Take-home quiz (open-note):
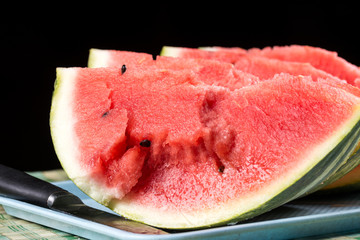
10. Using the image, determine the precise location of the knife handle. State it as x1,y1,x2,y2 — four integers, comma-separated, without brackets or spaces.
0,164,69,208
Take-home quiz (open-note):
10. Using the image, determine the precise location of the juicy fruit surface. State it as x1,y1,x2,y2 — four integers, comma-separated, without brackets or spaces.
51,45,360,229
117,74,360,211
160,45,360,193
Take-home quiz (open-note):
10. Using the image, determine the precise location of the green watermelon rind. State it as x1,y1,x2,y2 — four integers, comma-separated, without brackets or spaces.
316,152,360,194
319,151,360,189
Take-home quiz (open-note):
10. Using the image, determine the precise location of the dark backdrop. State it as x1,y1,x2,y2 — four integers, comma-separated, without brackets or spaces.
2,3,359,171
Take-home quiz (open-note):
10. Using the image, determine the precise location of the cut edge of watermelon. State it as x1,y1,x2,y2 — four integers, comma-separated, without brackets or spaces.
107,104,360,229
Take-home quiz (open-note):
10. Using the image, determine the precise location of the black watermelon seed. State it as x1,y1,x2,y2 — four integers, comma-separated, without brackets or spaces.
218,165,225,173
102,111,109,117
121,64,127,75
140,139,151,147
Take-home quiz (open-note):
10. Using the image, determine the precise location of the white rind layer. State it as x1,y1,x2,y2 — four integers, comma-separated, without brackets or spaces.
50,68,83,178
88,49,111,68
160,46,184,57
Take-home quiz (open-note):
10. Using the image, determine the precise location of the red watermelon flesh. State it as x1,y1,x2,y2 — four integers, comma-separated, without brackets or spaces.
248,45,360,87
156,56,259,90
74,67,205,200
234,55,336,80
233,55,360,98
161,45,360,88
51,62,360,228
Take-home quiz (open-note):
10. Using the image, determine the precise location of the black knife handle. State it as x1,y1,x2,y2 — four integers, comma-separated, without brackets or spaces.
0,164,69,208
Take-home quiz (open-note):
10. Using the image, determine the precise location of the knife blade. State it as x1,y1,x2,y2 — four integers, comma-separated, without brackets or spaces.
0,164,168,235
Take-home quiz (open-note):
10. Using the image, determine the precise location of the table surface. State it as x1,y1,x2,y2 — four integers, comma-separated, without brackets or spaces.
0,170,359,240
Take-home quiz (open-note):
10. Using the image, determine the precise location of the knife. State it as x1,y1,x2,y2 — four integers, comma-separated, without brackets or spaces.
0,164,168,235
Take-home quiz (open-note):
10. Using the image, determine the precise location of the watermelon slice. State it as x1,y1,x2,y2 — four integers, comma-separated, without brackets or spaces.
51,53,360,229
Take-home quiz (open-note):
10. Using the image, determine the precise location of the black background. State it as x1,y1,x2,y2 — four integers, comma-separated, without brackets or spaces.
2,2,360,171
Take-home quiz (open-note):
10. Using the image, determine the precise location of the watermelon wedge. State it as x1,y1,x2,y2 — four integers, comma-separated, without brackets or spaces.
51,52,360,229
